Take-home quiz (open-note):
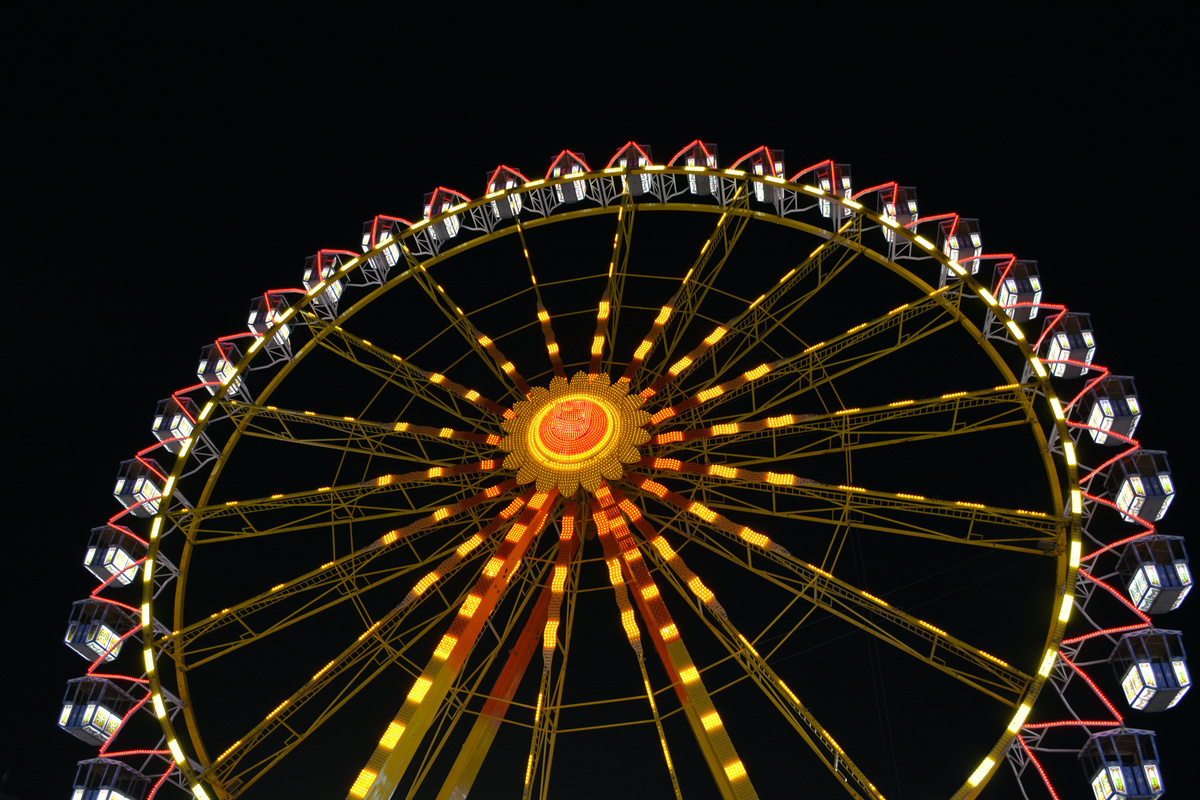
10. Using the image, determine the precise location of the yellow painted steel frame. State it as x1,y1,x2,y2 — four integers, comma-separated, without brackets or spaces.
137,163,1078,800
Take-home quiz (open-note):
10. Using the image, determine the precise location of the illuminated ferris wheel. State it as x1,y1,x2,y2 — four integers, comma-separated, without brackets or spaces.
62,141,1189,800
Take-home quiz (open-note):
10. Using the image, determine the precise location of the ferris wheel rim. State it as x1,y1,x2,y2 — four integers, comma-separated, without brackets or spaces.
139,162,1081,800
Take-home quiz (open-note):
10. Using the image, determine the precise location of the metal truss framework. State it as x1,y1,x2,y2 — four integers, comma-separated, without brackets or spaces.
66,151,1129,800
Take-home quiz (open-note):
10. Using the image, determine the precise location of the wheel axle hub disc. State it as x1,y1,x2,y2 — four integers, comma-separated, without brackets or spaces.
501,372,650,494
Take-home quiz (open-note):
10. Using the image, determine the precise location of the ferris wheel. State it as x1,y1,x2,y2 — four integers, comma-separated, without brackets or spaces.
61,141,1189,800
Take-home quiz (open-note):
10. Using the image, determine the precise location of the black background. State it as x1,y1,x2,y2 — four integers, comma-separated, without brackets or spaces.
5,4,1195,798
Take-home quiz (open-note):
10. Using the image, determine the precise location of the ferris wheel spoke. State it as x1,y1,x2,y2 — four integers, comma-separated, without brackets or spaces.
628,470,1062,555
166,496,527,671
303,314,508,425
615,499,884,799
222,402,501,465
596,190,636,375
648,224,864,409
593,487,759,800
163,530,468,669
660,288,963,430
347,490,559,800
649,383,1040,464
432,515,577,800
593,498,685,800
175,469,511,544
200,579,473,796
643,499,1034,706
405,250,532,401
642,186,752,384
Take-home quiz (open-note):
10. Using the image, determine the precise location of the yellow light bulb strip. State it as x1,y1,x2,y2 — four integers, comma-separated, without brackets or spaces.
419,368,510,418
386,422,504,448
647,362,775,427
542,503,580,669
642,324,730,399
610,487,727,619
536,302,567,379
346,490,557,800
593,503,644,658
589,297,611,376
593,488,756,798
626,472,788,554
474,329,531,397
364,478,520,555
400,495,529,608
620,303,673,387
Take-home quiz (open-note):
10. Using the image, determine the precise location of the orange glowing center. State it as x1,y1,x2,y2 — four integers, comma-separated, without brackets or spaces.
530,397,615,464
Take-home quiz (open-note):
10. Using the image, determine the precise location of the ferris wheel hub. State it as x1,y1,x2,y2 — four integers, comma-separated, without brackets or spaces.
500,372,650,495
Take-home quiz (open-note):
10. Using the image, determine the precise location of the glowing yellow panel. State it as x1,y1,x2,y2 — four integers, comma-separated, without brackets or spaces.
433,635,456,660
349,769,376,797
743,364,771,380
688,502,717,523
679,666,699,684
688,578,714,604
709,464,737,479
380,721,405,750
1059,595,1073,622
1007,703,1031,733
967,757,994,787
704,326,728,345
696,386,724,402
407,676,433,704
740,528,768,548
668,356,692,375
701,711,722,730
660,623,679,641
724,760,747,781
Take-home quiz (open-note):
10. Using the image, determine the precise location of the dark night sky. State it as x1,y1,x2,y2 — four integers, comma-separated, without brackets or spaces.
6,5,1196,799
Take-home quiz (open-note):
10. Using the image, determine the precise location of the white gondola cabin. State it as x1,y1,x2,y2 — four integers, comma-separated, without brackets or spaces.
607,143,654,196
64,599,138,663
939,217,982,271
70,758,149,800
303,250,354,313
150,395,199,454
880,186,918,242
1110,629,1190,712
1041,312,1095,378
1079,730,1165,799
422,187,470,242
360,214,411,280
1082,376,1142,446
547,151,590,204
671,141,719,196
197,341,245,397
814,162,852,218
485,166,528,219
995,260,1043,322
83,524,145,586
732,146,785,204
1106,451,1175,524
59,677,137,746
1119,536,1192,613
112,457,166,517
247,294,292,347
